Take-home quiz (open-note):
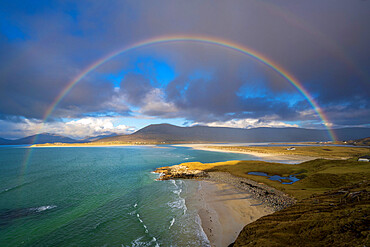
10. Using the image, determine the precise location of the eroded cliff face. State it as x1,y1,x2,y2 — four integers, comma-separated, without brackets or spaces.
154,165,208,180
232,181,370,247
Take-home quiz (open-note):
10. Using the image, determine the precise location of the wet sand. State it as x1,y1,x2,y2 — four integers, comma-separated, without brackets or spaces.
189,180,274,247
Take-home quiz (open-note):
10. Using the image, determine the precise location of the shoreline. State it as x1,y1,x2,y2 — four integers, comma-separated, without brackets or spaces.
177,144,319,163
169,171,296,246
186,179,274,247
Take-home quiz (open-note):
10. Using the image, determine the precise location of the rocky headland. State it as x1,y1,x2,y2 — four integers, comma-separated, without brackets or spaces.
154,165,209,180
153,165,295,211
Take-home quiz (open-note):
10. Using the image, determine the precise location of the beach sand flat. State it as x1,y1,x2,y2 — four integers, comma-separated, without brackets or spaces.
188,180,274,247
178,144,316,163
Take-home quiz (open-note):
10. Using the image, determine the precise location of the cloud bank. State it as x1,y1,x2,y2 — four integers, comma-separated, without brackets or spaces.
0,0,369,138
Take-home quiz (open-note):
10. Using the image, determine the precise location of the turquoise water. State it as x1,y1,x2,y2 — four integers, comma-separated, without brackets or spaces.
0,145,255,246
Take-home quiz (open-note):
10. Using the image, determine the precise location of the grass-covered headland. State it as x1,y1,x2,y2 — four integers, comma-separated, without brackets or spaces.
183,158,369,200
176,152,369,246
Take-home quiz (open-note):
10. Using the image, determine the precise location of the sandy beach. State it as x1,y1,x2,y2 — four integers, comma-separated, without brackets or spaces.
177,143,316,163
187,180,274,247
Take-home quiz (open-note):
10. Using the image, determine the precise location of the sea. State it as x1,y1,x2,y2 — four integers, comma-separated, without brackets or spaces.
0,145,255,246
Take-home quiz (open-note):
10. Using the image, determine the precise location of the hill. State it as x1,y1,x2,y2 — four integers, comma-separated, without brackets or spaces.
0,133,79,145
95,124,370,144
345,136,370,146
80,133,118,142
232,182,369,247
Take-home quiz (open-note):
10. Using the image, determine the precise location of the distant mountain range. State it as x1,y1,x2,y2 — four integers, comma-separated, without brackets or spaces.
80,133,118,142
95,124,370,143
0,133,78,145
0,133,117,145
1,124,369,145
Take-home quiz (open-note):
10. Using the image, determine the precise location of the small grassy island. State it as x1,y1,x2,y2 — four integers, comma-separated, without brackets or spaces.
155,145,370,246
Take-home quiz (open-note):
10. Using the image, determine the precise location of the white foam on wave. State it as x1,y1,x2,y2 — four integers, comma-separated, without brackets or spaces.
168,180,188,215
127,236,159,247
1,187,11,193
169,218,175,229
170,179,178,188
153,172,163,181
30,205,57,213
136,214,143,223
195,213,211,246
167,197,187,214
173,188,182,196
136,213,148,233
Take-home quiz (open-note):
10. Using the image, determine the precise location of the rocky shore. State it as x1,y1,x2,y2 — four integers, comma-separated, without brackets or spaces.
204,172,296,211
154,166,295,211
154,165,208,180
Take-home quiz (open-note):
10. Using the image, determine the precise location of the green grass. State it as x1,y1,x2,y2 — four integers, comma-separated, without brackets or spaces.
183,159,370,199
233,182,370,247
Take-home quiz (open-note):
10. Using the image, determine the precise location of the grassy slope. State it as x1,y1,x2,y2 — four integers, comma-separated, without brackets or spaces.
184,159,370,199
233,182,370,247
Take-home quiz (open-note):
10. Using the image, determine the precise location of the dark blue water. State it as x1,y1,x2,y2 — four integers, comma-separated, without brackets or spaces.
248,172,300,184
0,145,255,246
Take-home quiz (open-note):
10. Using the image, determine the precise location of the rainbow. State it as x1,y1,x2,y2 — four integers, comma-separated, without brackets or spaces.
40,35,337,141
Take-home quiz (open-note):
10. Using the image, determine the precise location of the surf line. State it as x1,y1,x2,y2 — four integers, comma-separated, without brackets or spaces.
26,35,337,163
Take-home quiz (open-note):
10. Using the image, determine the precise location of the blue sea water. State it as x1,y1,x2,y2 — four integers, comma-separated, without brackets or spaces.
0,145,255,246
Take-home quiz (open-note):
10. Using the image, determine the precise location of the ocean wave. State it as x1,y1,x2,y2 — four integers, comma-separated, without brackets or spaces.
173,188,182,196
195,213,211,246
170,179,178,188
30,205,57,213
168,180,188,215
127,236,159,247
153,172,163,181
0,182,31,194
169,218,175,229
167,197,187,215
136,213,148,233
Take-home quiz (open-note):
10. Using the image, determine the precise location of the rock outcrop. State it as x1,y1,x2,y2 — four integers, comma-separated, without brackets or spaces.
154,165,208,180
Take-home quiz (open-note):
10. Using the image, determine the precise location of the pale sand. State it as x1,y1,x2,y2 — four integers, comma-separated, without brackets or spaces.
189,180,274,247
177,144,316,163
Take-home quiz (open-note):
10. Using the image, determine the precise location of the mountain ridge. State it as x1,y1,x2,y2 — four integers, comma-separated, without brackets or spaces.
95,124,370,143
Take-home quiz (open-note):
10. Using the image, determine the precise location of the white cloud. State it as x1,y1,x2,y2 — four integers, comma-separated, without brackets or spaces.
139,88,179,116
0,117,135,139
102,94,130,113
193,118,299,129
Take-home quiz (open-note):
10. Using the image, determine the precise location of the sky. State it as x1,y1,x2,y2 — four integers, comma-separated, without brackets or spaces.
0,0,369,139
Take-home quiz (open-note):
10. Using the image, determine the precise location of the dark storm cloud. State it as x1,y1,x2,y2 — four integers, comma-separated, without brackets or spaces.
119,73,153,106
163,69,300,123
0,0,369,127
